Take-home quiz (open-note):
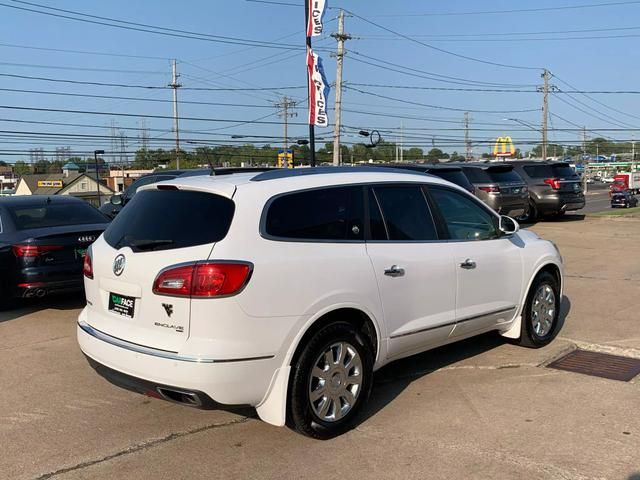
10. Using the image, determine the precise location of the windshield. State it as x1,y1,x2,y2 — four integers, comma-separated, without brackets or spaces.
104,189,235,252
428,170,474,191
8,202,107,230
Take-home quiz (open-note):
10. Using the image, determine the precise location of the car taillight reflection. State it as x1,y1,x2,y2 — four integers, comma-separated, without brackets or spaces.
12,244,63,257
544,178,561,190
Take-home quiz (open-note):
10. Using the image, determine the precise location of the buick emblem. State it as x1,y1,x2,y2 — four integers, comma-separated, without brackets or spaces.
113,254,126,276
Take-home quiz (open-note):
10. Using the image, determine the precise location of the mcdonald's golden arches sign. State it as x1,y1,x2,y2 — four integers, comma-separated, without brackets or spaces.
493,136,515,157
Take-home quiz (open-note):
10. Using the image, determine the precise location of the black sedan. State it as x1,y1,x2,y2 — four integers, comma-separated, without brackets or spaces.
0,196,109,308
611,191,638,208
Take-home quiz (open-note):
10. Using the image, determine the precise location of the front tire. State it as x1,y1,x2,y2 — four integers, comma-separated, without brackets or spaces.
518,272,560,348
288,322,373,439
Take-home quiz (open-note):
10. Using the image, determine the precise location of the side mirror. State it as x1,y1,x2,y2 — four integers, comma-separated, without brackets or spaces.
110,194,122,206
499,215,520,235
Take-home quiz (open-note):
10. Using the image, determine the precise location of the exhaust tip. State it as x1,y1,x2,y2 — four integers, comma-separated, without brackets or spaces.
156,387,203,408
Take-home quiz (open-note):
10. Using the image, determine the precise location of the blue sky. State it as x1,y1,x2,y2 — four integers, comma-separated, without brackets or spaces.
1,0,640,161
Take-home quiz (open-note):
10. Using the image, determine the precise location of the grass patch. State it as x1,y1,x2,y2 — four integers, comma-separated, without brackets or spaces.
588,206,640,217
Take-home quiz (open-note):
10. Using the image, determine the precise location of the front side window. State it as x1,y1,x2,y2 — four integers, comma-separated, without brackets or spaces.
265,186,364,241
429,187,499,241
371,185,437,241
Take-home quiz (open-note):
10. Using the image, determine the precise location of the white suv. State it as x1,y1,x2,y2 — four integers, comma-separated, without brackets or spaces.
78,168,563,438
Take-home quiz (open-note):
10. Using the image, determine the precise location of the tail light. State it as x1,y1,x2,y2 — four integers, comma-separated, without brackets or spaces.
544,178,561,190
522,185,529,193
478,186,500,193
83,251,93,279
153,262,252,298
12,244,63,257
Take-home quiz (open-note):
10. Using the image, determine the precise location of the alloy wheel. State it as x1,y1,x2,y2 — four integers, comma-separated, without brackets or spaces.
308,341,363,422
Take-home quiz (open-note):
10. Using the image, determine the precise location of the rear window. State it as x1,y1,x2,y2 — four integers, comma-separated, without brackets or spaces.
264,186,364,241
461,167,491,183
104,190,234,251
428,169,474,191
523,165,554,178
8,202,107,230
551,164,577,178
486,167,522,183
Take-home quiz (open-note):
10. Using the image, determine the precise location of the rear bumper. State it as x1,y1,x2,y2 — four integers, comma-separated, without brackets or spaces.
14,278,83,298
535,194,585,214
77,311,279,407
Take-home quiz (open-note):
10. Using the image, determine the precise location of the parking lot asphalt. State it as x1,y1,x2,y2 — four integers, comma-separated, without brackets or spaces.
1,215,639,480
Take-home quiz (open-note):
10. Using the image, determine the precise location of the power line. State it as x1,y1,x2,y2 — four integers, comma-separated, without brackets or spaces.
0,0,304,50
361,24,640,38
369,1,640,17
0,87,280,108
0,61,167,74
349,51,537,87
552,73,640,121
343,86,540,113
0,104,313,125
0,41,171,60
344,8,541,70
0,73,306,91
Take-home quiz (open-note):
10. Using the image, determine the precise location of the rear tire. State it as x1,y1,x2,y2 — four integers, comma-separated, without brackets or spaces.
518,272,560,348
287,321,373,439
519,201,538,223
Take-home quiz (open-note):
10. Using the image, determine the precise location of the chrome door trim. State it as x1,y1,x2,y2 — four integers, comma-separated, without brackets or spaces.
389,306,517,339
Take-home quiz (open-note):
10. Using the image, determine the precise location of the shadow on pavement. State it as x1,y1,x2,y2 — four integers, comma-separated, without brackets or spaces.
362,295,571,424
521,214,586,227
0,293,86,324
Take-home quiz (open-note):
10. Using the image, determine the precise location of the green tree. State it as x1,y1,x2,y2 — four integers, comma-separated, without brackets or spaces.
14,160,31,175
426,148,445,162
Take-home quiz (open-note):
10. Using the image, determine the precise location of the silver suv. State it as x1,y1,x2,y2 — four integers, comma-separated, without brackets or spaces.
457,164,529,218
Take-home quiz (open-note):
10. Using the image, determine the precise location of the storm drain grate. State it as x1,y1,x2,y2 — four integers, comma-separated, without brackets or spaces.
547,349,640,382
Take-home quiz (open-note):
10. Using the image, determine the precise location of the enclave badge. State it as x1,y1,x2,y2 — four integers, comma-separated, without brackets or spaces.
113,254,126,276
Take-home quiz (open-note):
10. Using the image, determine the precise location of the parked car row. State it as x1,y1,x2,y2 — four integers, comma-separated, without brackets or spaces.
375,160,585,222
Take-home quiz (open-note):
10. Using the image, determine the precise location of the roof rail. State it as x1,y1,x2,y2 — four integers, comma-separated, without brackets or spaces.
250,166,433,182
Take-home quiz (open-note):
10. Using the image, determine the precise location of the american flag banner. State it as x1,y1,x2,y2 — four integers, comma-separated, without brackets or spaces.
306,47,330,127
306,0,328,37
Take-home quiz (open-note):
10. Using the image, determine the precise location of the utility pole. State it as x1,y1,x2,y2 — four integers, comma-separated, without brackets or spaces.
541,69,549,161
169,59,182,169
464,112,472,161
537,69,558,161
331,10,351,166
275,96,297,167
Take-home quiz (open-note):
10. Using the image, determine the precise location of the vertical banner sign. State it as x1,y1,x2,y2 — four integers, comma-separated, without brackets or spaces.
307,47,330,127
306,0,327,37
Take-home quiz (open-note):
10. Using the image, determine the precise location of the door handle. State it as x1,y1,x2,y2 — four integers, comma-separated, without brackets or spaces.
384,265,405,277
459,259,476,269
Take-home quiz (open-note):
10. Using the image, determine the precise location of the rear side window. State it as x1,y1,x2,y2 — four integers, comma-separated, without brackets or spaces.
8,202,107,230
523,165,553,178
461,167,491,183
265,186,364,241
371,185,437,241
104,190,234,251
487,168,523,183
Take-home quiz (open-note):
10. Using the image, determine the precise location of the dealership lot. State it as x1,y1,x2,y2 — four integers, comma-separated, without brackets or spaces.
1,214,639,480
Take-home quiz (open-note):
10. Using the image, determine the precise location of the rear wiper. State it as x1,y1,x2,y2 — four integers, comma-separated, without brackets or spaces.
128,239,174,250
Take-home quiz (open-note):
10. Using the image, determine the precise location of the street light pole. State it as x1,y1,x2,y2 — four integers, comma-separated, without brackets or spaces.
94,149,105,206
